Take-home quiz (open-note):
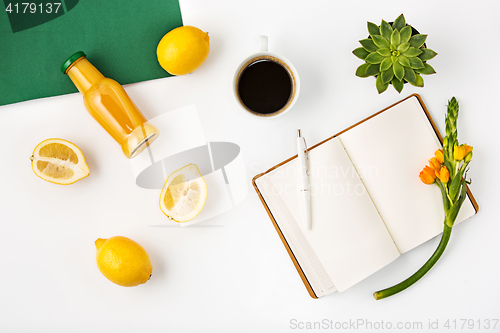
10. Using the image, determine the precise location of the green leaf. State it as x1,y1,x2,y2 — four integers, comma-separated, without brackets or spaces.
353,47,370,59
444,158,454,178
393,61,405,81
415,63,436,75
380,20,393,40
409,34,427,48
365,52,385,64
410,73,424,87
377,48,391,57
365,63,380,76
402,47,422,57
380,57,393,71
391,78,404,93
404,67,416,84
446,184,468,227
409,56,425,69
367,21,380,36
381,68,394,84
436,180,450,212
392,14,406,31
449,173,463,201
400,25,412,43
372,34,390,48
391,29,401,46
398,55,410,67
391,55,398,63
360,39,378,52
418,48,438,61
397,42,410,53
356,63,373,78
355,63,370,77
376,74,389,93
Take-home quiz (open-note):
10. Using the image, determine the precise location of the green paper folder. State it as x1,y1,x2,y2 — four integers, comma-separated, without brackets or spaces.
0,0,183,106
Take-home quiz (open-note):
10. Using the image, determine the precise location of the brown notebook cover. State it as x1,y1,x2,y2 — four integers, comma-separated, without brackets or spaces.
252,94,479,299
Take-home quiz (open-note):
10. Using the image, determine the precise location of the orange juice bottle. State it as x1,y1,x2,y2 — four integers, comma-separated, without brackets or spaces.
61,51,159,158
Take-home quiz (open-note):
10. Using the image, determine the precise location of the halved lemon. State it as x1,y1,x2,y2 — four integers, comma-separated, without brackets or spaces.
159,164,208,222
31,138,90,185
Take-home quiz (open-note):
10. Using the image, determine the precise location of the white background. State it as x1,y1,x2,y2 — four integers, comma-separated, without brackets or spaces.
1,0,499,332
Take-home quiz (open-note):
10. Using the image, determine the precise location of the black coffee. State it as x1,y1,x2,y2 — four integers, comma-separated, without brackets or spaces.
237,59,293,115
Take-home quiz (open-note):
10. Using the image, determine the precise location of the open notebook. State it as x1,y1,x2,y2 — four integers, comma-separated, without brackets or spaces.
253,94,478,298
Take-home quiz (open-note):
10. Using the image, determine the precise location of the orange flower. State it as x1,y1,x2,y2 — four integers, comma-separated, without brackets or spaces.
464,144,473,156
429,157,441,171
419,165,436,184
435,166,450,183
454,144,473,161
435,149,444,164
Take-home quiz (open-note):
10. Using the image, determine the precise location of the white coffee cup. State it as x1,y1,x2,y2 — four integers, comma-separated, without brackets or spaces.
233,36,300,118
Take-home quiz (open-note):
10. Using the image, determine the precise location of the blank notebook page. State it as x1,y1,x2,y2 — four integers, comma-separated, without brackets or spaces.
340,96,476,253
255,174,337,297
269,137,400,292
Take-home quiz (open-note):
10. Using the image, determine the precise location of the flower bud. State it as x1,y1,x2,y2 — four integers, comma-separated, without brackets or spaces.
429,157,441,171
465,151,473,163
419,165,436,185
443,137,449,148
434,149,444,164
464,143,473,156
454,145,465,161
454,143,473,161
435,166,450,183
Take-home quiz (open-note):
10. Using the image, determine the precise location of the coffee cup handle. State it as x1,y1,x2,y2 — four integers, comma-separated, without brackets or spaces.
260,36,268,52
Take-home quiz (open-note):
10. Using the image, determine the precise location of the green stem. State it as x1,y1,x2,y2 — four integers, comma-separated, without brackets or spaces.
435,180,451,212
446,191,454,207
373,223,452,300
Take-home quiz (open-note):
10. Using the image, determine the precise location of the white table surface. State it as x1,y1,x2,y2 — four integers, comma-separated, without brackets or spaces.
1,1,499,332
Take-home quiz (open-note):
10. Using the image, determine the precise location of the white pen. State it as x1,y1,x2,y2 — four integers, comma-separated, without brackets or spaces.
297,129,311,230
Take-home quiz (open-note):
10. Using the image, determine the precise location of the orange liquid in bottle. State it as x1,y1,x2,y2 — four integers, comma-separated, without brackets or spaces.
63,52,159,158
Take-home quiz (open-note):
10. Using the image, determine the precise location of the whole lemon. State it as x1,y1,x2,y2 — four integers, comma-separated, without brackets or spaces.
95,236,153,287
156,25,210,75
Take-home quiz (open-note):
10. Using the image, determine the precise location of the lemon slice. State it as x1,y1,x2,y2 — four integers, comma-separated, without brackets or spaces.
31,138,90,185
159,164,208,222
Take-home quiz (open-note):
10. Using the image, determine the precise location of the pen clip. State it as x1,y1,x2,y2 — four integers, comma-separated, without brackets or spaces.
302,136,310,176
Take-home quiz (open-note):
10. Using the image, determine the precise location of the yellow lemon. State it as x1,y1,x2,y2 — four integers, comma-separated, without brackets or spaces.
31,138,90,185
156,25,210,75
95,236,153,287
159,163,208,222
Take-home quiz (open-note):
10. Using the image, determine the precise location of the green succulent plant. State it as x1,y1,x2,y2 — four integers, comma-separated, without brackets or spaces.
353,14,437,93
